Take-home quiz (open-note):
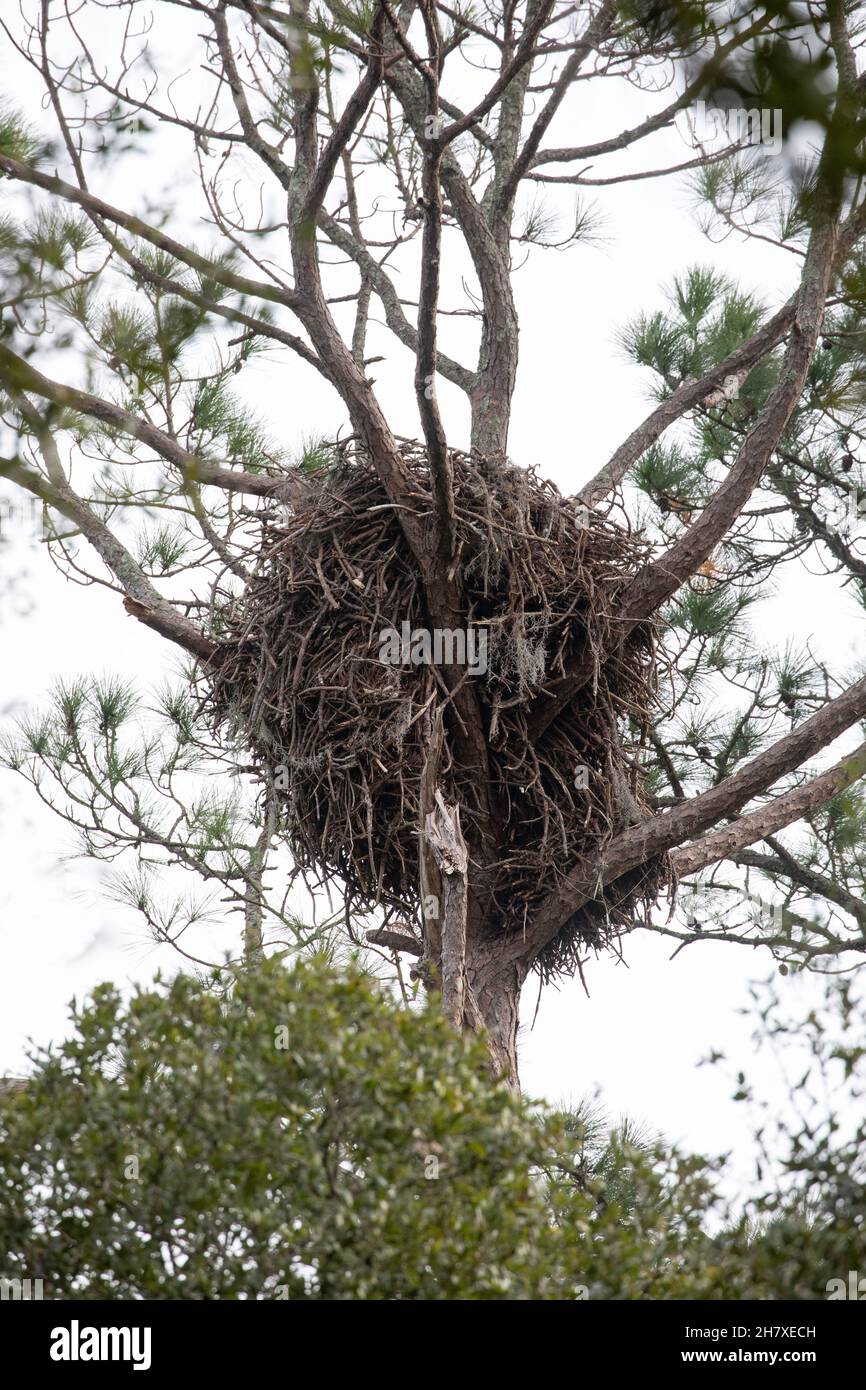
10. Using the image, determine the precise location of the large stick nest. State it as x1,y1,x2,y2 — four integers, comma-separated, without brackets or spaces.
208,442,672,981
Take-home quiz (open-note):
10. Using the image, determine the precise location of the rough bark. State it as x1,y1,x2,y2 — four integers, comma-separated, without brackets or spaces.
466,948,529,1090
424,791,469,1029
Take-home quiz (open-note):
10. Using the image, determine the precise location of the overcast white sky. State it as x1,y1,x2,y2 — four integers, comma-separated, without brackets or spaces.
1,4,862,1184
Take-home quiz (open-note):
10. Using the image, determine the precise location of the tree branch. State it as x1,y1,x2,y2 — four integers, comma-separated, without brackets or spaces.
672,741,866,877
0,450,216,662
0,153,298,309
0,343,292,500
519,668,866,961
731,846,866,931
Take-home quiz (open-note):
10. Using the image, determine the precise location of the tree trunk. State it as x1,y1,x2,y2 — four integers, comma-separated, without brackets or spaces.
421,783,529,1089
465,945,529,1091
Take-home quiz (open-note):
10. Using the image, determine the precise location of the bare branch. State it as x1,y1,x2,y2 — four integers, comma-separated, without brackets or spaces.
492,0,618,220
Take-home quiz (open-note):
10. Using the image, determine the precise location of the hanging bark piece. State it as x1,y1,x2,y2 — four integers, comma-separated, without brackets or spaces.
424,790,469,1028
418,707,445,967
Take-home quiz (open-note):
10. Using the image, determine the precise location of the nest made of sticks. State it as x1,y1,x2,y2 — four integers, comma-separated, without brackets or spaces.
208,442,672,982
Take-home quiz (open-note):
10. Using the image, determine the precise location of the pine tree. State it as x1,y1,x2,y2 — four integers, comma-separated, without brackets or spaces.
1,1,866,1086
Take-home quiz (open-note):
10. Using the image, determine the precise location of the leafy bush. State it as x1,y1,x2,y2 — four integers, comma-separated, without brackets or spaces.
1,958,864,1299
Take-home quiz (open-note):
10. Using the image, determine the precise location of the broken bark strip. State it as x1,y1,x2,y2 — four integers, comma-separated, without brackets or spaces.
424,790,469,1030
418,711,445,965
